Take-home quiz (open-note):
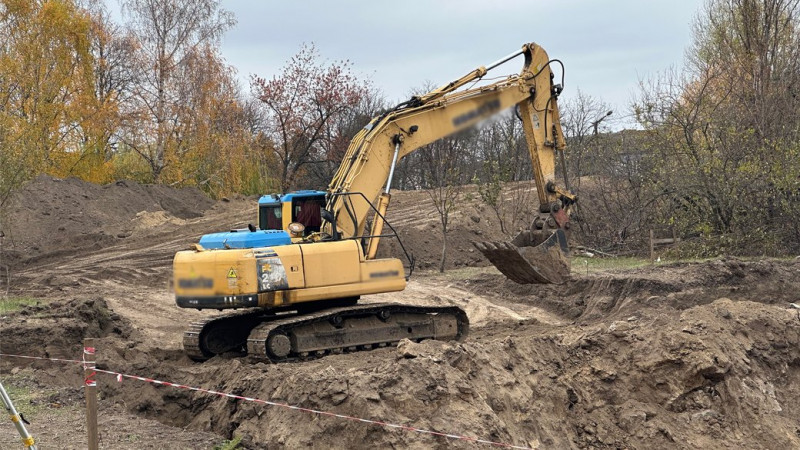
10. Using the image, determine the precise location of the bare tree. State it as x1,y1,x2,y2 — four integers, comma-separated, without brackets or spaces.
304,90,385,188
561,89,614,187
120,0,235,182
473,113,534,235
420,134,472,272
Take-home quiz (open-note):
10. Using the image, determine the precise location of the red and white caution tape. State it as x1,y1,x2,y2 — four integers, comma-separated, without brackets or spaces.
0,352,82,365
82,346,97,387
0,352,535,449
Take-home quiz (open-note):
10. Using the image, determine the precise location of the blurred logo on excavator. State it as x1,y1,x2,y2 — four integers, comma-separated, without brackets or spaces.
227,267,238,278
178,277,213,289
369,270,400,279
452,98,502,127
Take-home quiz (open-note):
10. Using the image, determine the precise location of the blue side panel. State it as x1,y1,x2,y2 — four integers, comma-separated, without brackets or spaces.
199,229,292,249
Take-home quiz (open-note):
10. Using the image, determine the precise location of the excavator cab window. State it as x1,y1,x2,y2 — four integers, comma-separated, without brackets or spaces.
292,197,324,235
259,204,282,230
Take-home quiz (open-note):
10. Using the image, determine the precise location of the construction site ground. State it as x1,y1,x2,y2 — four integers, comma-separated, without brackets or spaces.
1,175,799,449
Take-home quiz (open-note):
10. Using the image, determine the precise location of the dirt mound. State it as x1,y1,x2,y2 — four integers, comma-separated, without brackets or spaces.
459,257,800,321
0,175,214,264
1,297,133,366
377,186,531,271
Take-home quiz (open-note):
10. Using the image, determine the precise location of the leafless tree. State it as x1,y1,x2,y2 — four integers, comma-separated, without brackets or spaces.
251,44,372,192
561,89,614,187
473,112,535,236
420,134,473,272
119,0,235,182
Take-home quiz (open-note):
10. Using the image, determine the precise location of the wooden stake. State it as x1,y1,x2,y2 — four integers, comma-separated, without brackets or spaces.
83,338,98,450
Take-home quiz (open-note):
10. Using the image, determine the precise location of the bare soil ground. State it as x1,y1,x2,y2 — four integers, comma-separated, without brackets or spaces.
1,175,800,449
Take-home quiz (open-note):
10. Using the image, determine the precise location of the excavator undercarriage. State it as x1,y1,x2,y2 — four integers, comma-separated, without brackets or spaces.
184,301,468,362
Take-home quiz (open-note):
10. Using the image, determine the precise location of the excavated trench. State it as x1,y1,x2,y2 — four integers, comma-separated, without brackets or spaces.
5,258,799,449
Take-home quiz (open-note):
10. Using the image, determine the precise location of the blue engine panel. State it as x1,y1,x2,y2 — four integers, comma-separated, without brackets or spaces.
198,229,291,250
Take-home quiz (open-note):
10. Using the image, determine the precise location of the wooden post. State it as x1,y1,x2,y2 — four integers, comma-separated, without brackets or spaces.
649,229,655,262
83,338,98,450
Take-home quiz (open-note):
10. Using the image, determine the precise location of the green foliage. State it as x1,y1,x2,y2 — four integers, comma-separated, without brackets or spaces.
1,380,39,420
572,257,651,274
109,147,156,184
213,436,243,450
661,230,784,259
0,297,40,315
630,0,800,257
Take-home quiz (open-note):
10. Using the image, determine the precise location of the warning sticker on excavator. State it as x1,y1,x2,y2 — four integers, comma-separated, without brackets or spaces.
227,267,238,279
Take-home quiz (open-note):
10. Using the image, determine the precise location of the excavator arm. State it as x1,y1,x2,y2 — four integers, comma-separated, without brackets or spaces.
323,43,574,283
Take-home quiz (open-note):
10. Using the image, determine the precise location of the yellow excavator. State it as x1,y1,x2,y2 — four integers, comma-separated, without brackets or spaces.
173,42,576,362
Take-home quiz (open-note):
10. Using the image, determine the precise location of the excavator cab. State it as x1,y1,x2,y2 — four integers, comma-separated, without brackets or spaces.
258,190,326,237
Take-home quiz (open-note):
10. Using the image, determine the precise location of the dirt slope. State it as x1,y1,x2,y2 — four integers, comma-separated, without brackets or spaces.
2,176,800,449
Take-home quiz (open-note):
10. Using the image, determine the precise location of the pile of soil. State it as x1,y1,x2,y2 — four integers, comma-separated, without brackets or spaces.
0,298,132,364
90,259,799,449
376,182,539,271
0,175,215,265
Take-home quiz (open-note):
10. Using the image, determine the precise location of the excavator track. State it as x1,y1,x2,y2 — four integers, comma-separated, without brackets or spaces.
246,303,469,363
183,309,276,361
184,303,468,362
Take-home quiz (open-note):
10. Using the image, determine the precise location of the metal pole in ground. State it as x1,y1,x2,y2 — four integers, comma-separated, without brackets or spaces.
83,338,99,450
0,378,38,449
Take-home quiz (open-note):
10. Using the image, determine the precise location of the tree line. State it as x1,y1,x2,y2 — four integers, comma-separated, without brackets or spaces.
2,0,799,257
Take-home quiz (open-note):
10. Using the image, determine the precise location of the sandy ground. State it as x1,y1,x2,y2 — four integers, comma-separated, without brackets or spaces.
1,176,800,449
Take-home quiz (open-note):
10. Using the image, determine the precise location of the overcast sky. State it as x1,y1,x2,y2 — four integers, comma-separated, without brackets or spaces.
219,0,706,128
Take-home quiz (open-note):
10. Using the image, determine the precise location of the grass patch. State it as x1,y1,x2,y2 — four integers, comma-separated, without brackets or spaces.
0,378,41,421
0,296,41,314
436,266,492,281
214,436,243,450
571,257,651,274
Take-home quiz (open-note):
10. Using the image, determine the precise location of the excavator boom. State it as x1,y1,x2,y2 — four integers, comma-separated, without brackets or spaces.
323,42,575,283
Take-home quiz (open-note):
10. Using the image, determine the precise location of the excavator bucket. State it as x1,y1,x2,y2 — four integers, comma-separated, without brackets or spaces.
473,228,570,284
